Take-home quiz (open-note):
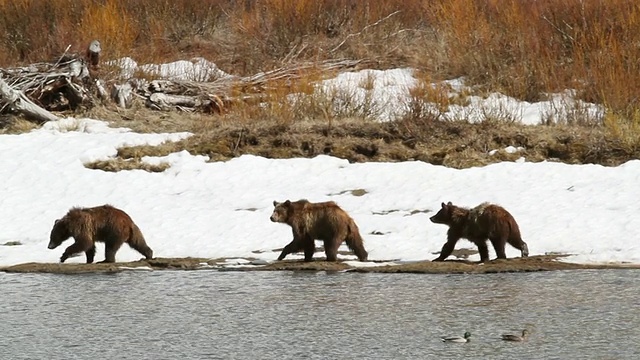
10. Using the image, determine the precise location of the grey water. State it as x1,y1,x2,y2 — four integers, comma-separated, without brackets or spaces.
1,269,639,360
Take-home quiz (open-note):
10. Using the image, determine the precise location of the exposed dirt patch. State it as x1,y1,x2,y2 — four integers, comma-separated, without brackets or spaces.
257,255,640,274
84,158,170,173
258,261,353,272
328,189,368,197
0,257,214,274
2,241,22,246
2,255,639,274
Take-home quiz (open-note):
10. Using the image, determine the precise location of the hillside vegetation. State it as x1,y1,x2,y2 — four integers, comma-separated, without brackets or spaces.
1,0,639,167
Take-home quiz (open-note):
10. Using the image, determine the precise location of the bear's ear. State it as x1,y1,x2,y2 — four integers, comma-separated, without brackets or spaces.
273,200,279,207
447,201,453,206
441,202,446,208
54,219,60,224
284,200,291,206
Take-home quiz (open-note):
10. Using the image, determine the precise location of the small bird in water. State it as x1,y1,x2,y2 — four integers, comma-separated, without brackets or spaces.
501,329,529,342
442,331,471,343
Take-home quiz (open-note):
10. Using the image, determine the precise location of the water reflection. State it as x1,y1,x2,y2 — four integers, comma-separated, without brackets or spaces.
1,270,639,359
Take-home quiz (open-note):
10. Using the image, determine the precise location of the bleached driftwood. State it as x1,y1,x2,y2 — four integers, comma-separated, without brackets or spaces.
0,41,104,117
0,43,100,117
117,58,365,112
1,50,365,116
146,92,225,113
0,77,59,123
94,79,108,100
111,82,133,108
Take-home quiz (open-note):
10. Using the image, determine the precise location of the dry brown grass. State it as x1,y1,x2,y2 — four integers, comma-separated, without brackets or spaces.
0,116,39,134
84,158,170,173
93,110,639,170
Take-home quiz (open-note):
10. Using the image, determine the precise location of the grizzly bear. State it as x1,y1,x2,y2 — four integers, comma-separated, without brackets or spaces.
270,199,368,262
48,205,154,263
430,202,529,262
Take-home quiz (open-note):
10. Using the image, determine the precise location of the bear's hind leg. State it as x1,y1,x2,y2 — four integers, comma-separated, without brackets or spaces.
128,241,153,260
345,234,368,262
509,238,529,258
128,225,153,260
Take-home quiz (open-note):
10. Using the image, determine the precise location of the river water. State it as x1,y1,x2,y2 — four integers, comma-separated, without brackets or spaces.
1,269,639,359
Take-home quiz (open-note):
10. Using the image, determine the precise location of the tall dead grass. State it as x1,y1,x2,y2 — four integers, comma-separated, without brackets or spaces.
0,0,639,131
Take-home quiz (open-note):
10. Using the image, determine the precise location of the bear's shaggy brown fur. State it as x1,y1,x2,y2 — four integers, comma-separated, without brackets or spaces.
48,204,153,263
270,199,368,262
430,202,529,262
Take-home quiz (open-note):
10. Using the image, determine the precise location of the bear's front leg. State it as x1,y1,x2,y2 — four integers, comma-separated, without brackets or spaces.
99,242,123,263
278,240,301,261
60,242,89,263
475,240,490,263
323,239,339,262
303,238,316,262
85,245,96,264
433,236,460,261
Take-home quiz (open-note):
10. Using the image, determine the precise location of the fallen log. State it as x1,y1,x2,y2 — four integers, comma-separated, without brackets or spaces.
146,92,229,113
0,77,59,123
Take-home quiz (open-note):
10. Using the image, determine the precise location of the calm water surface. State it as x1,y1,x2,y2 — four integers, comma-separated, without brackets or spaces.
1,269,639,359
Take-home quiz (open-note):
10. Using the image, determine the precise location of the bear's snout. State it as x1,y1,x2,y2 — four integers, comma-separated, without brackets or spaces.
270,215,277,222
47,242,58,249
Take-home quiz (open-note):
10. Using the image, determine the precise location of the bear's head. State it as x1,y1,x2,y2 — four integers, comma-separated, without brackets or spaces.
270,200,292,223
48,218,71,249
429,202,455,224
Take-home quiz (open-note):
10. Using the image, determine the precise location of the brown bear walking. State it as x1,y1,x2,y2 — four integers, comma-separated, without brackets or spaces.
430,202,529,262
270,199,368,262
48,205,154,263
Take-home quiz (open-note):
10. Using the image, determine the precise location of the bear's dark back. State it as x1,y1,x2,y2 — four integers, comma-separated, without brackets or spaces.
81,205,135,245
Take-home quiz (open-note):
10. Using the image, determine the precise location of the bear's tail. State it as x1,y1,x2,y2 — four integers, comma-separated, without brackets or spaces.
345,221,368,262
128,223,154,260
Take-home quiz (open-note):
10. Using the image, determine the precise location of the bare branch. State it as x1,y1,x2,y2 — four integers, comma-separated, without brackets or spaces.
541,15,575,43
330,10,402,53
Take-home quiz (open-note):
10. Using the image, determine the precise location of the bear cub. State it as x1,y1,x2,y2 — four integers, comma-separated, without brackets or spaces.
48,204,153,263
270,199,368,262
430,202,529,262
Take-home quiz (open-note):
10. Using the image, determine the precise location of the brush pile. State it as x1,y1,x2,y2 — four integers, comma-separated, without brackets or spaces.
0,42,364,123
